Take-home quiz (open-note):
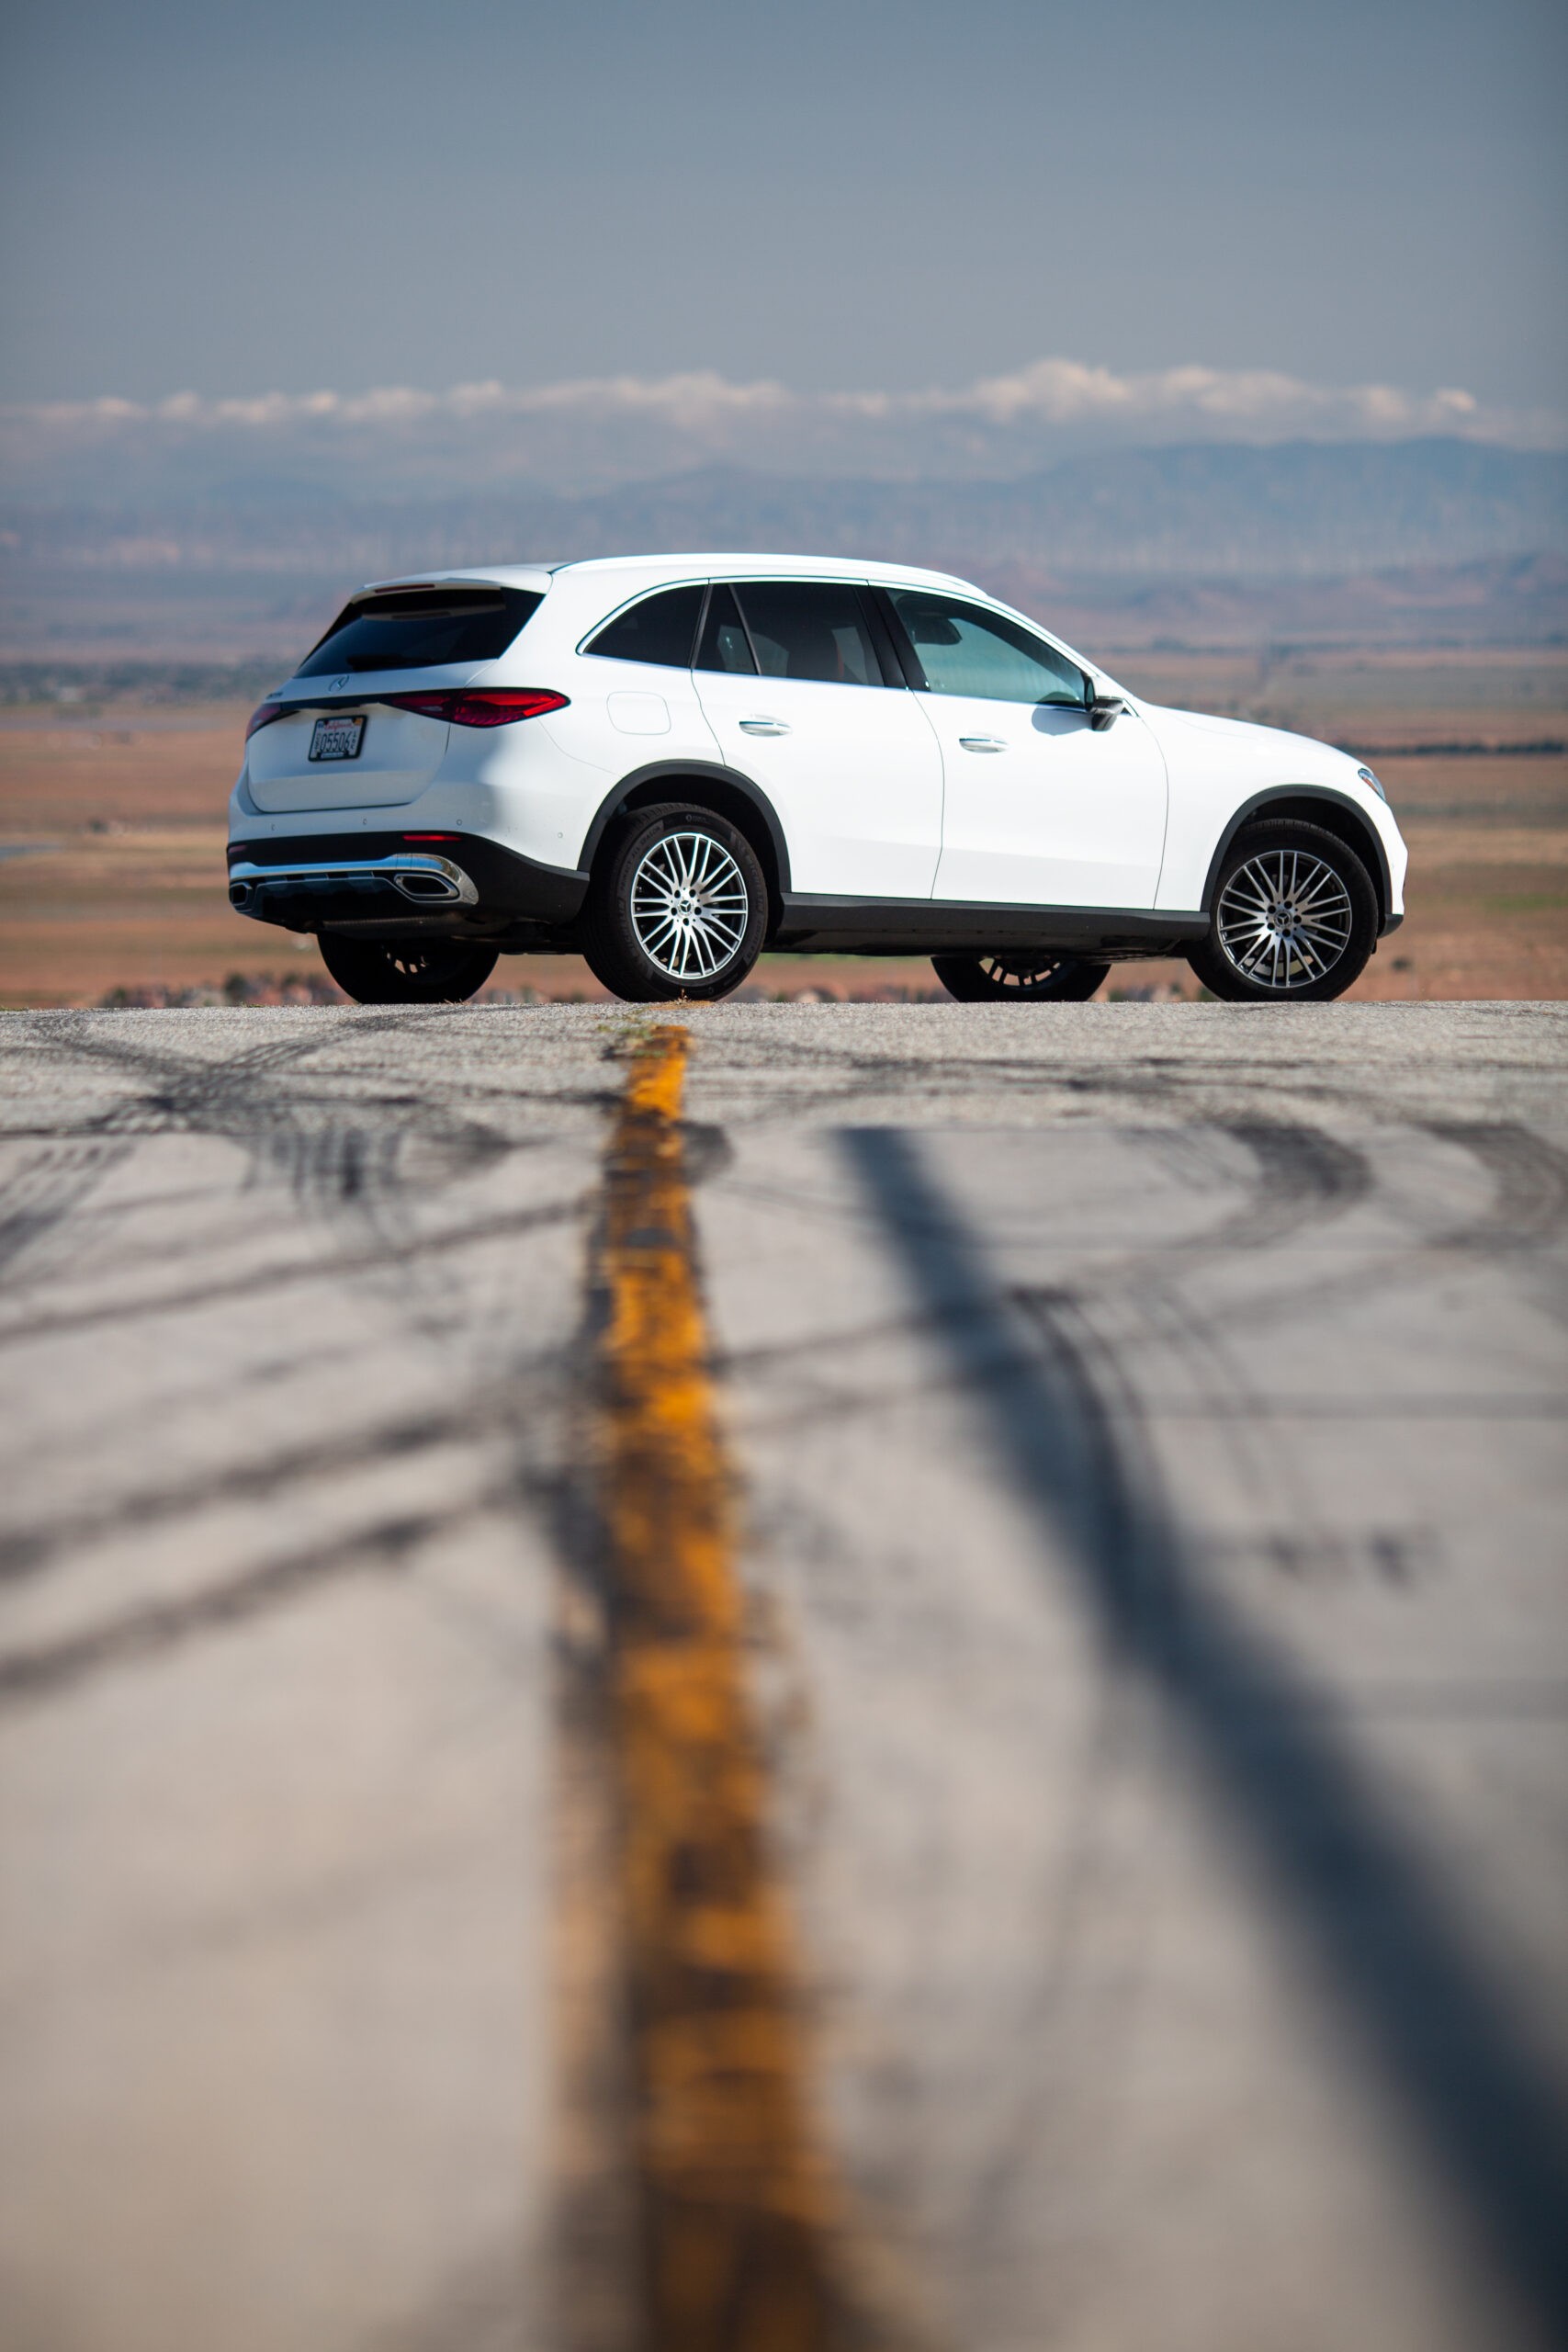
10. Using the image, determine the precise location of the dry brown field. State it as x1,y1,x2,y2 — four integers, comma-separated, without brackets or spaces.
2,647,1564,1008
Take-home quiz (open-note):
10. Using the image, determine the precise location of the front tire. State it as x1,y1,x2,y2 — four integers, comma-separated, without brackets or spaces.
317,933,499,1004
582,803,767,1002
1188,820,1377,1002
931,954,1110,1002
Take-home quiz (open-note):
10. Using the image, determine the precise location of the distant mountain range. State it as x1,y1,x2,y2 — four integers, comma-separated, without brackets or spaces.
3,440,1565,658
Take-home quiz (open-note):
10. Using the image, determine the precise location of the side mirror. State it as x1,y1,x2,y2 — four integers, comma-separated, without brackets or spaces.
1089,688,1127,731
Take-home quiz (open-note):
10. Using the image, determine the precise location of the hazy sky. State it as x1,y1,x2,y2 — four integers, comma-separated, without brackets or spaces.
2,0,1564,415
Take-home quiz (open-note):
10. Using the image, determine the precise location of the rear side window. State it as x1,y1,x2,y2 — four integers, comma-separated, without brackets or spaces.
586,584,704,668
734,581,886,686
886,590,1085,706
297,586,543,677
694,584,757,675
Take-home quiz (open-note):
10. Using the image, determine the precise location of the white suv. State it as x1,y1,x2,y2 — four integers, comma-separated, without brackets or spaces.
228,553,1407,1004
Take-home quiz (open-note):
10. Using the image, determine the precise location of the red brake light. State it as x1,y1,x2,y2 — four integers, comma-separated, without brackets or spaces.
245,700,286,740
382,688,569,728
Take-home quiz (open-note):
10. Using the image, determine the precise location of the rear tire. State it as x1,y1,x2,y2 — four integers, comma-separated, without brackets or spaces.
317,933,499,1004
582,803,767,1002
931,954,1111,1002
1187,820,1377,1002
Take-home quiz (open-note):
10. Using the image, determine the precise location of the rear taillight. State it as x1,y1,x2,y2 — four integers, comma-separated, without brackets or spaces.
245,700,286,740
383,688,569,728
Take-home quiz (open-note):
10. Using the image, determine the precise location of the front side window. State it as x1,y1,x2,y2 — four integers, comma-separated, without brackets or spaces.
733,582,886,686
694,583,757,674
586,583,704,668
297,587,542,676
886,590,1086,706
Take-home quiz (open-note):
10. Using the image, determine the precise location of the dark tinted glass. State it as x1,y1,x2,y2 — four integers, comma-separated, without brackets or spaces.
297,587,542,677
887,590,1085,705
587,583,704,668
694,583,756,675
735,581,885,686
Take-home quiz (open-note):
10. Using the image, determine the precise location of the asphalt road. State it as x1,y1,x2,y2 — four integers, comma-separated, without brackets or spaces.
1,1002,1565,2352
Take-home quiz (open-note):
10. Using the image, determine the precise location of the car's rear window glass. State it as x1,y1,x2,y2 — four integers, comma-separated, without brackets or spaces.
734,581,885,685
586,583,704,668
887,590,1085,705
694,584,756,675
296,587,543,676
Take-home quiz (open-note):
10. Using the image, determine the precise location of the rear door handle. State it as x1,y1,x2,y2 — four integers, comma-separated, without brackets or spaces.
958,734,1007,752
739,717,791,737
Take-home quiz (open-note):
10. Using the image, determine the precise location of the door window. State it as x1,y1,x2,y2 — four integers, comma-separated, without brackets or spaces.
694,583,757,674
886,590,1086,706
585,583,704,668
733,582,887,686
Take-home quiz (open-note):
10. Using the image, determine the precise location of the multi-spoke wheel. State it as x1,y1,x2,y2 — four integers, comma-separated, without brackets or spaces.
583,802,768,1001
931,954,1110,1002
317,933,499,1003
1187,819,1378,1002
630,829,751,982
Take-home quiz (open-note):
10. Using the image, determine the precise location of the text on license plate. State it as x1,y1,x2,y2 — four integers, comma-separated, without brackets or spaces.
309,713,366,762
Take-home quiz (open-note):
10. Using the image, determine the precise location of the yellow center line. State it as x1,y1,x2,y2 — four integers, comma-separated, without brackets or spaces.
592,1023,835,2349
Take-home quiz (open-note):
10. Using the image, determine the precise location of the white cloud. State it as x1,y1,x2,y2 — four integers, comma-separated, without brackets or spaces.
2,357,1558,499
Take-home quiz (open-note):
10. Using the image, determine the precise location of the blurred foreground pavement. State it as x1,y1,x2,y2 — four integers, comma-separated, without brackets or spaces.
1,1002,1565,2352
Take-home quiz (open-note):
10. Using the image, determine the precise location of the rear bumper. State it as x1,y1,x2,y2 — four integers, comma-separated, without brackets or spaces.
226,830,589,935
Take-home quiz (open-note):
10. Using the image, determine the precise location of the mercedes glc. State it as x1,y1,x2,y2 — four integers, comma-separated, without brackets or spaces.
228,554,1406,1004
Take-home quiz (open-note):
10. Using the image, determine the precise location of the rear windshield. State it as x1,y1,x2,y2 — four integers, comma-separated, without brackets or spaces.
296,586,543,676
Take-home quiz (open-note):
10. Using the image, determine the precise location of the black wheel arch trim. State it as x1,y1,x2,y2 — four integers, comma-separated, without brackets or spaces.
581,761,793,912
1201,788,1394,933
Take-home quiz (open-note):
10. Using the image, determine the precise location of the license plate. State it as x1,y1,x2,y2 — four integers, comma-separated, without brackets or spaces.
308,713,366,762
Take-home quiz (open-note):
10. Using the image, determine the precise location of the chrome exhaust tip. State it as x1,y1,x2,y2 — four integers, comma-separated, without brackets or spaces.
392,866,464,903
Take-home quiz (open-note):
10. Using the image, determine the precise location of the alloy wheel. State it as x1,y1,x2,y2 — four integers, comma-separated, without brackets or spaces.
1214,848,1354,991
629,829,750,982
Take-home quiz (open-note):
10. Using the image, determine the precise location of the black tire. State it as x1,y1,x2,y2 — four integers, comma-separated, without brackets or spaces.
931,954,1111,1002
317,933,499,1005
582,802,768,1002
1187,819,1377,1002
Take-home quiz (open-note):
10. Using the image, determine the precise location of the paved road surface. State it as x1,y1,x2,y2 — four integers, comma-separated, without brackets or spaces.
1,1003,1565,2352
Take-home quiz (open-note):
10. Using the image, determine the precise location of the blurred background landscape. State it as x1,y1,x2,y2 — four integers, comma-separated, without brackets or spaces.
3,434,1563,1006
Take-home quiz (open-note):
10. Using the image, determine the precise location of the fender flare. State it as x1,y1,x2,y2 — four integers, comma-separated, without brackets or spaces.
581,760,794,901
1199,786,1393,927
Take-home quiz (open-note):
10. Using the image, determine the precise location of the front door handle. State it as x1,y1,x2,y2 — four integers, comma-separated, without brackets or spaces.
958,734,1007,752
738,717,791,737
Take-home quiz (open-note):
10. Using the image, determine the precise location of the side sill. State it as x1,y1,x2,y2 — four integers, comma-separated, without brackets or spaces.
774,894,1208,957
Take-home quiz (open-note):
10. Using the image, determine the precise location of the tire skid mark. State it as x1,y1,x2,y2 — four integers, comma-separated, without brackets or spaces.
1050,1119,1375,1305
0,1505,468,1706
1005,1123,1431,1599
1425,1122,1568,1250
0,1136,134,1278
1199,1120,1372,1250
0,1025,587,1373
28,1014,367,1136
0,1377,573,1582
0,1194,588,1351
588,1025,838,2349
1182,1118,1568,1348
9,1018,533,1200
